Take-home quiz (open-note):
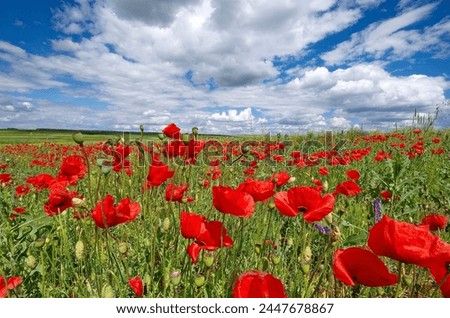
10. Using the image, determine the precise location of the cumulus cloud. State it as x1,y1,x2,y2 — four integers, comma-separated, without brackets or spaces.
321,3,449,65
0,0,448,134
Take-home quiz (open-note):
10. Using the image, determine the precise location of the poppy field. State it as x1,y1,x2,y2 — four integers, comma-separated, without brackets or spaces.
1,123,450,298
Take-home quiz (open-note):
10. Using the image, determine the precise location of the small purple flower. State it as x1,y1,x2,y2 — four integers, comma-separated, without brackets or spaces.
314,224,330,235
373,198,382,223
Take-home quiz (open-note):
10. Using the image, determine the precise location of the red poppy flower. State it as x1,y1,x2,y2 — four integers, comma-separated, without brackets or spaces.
26,173,55,190
368,215,450,267
44,181,78,216
0,276,22,298
270,171,290,187
103,143,133,175
420,214,448,231
0,173,12,185
183,214,233,263
232,270,287,298
128,276,144,297
180,211,206,239
318,166,329,176
10,207,27,220
427,255,450,297
91,194,141,229
237,178,275,202
380,190,391,202
212,185,255,218
15,184,30,196
346,169,360,180
333,247,398,287
144,162,175,190
333,180,362,196
162,123,181,139
274,186,335,223
58,155,87,185
165,183,193,203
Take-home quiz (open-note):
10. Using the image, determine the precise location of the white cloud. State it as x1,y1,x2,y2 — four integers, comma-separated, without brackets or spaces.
0,0,448,134
321,3,449,65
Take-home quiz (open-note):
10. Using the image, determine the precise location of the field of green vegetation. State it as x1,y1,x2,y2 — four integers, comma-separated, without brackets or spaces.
1,123,449,298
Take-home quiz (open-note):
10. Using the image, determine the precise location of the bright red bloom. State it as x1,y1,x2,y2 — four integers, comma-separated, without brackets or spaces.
58,155,87,185
182,212,233,263
380,190,391,202
162,123,181,139
318,166,329,176
420,214,448,231
91,195,141,229
0,173,12,185
368,215,450,267
10,207,27,220
274,186,335,222
15,184,30,196
333,180,362,197
212,185,255,218
128,276,144,297
238,178,275,202
0,276,22,298
180,211,206,239
333,247,398,287
26,173,55,190
232,270,287,298
44,181,78,216
413,128,422,134
144,162,175,189
103,143,133,175
270,171,290,187
165,182,193,203
346,169,360,180
432,137,441,144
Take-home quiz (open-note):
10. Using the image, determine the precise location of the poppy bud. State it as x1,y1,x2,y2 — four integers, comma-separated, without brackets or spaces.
139,125,144,133
26,255,37,269
272,253,281,265
203,251,214,267
192,127,199,136
118,242,128,254
101,284,115,298
194,274,205,287
35,237,45,248
322,180,329,192
75,240,84,260
302,246,312,263
331,225,341,242
86,280,93,295
157,133,165,140
241,145,251,154
161,217,170,232
300,263,310,274
402,275,413,286
286,237,294,248
268,202,276,209
170,271,181,286
72,132,84,145
255,243,262,255
288,177,296,183
324,212,333,225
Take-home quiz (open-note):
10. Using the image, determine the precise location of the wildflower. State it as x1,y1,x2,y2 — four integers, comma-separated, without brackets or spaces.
91,195,141,229
373,198,382,223
333,247,398,287
212,185,255,218
128,276,144,297
274,186,335,223
232,270,287,298
237,178,275,202
162,123,181,139
0,276,22,298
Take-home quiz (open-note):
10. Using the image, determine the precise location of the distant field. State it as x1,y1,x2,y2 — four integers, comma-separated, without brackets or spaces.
0,129,163,145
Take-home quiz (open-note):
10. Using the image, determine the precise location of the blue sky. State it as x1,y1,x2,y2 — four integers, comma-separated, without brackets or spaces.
0,0,449,134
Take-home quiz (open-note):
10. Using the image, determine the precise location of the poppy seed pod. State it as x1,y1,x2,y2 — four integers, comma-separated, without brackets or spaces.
194,274,205,287
72,131,84,145
170,271,181,286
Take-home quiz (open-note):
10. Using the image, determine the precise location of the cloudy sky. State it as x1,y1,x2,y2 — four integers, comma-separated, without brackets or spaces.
0,0,449,134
